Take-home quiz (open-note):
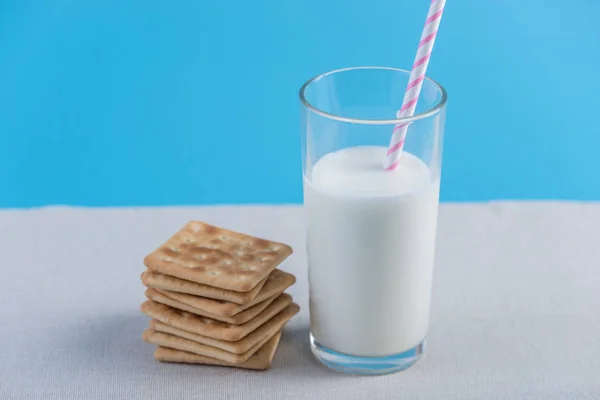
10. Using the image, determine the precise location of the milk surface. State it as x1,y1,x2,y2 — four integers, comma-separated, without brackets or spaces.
304,146,440,357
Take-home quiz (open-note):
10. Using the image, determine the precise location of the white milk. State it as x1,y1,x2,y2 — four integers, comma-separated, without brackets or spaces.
304,146,440,357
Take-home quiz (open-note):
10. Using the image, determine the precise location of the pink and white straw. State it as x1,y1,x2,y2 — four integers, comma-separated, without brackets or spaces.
384,0,446,171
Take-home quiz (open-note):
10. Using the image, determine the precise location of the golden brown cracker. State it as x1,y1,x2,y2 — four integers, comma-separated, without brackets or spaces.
153,331,282,370
143,328,275,364
141,269,295,310
149,302,298,354
141,270,268,305
143,221,293,291
140,294,293,341
145,288,277,325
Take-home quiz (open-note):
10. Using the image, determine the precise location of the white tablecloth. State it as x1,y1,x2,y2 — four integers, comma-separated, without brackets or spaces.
1,203,599,399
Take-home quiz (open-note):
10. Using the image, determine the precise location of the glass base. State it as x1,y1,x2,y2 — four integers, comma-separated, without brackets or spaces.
310,334,426,375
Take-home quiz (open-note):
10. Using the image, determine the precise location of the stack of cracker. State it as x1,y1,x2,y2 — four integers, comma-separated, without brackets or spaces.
140,221,299,370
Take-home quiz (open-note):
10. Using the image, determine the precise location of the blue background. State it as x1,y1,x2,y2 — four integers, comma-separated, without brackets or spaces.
1,0,599,208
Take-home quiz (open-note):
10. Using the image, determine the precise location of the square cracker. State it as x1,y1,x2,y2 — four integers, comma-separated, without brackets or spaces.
141,269,296,311
143,221,293,292
145,288,278,325
149,302,299,354
153,331,282,370
140,294,293,341
143,328,275,364
141,270,268,305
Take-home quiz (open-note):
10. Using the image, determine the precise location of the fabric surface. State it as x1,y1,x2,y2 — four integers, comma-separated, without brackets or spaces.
0,203,599,399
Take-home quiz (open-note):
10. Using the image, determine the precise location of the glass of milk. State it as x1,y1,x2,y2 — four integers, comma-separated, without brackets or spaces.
299,67,447,375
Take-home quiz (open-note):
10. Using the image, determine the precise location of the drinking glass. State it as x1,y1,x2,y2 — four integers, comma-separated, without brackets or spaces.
299,67,447,375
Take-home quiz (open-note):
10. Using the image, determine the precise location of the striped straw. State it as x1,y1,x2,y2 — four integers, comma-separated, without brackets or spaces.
384,0,446,171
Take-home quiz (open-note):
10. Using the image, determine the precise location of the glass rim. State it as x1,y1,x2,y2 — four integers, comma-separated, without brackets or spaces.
299,66,448,125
